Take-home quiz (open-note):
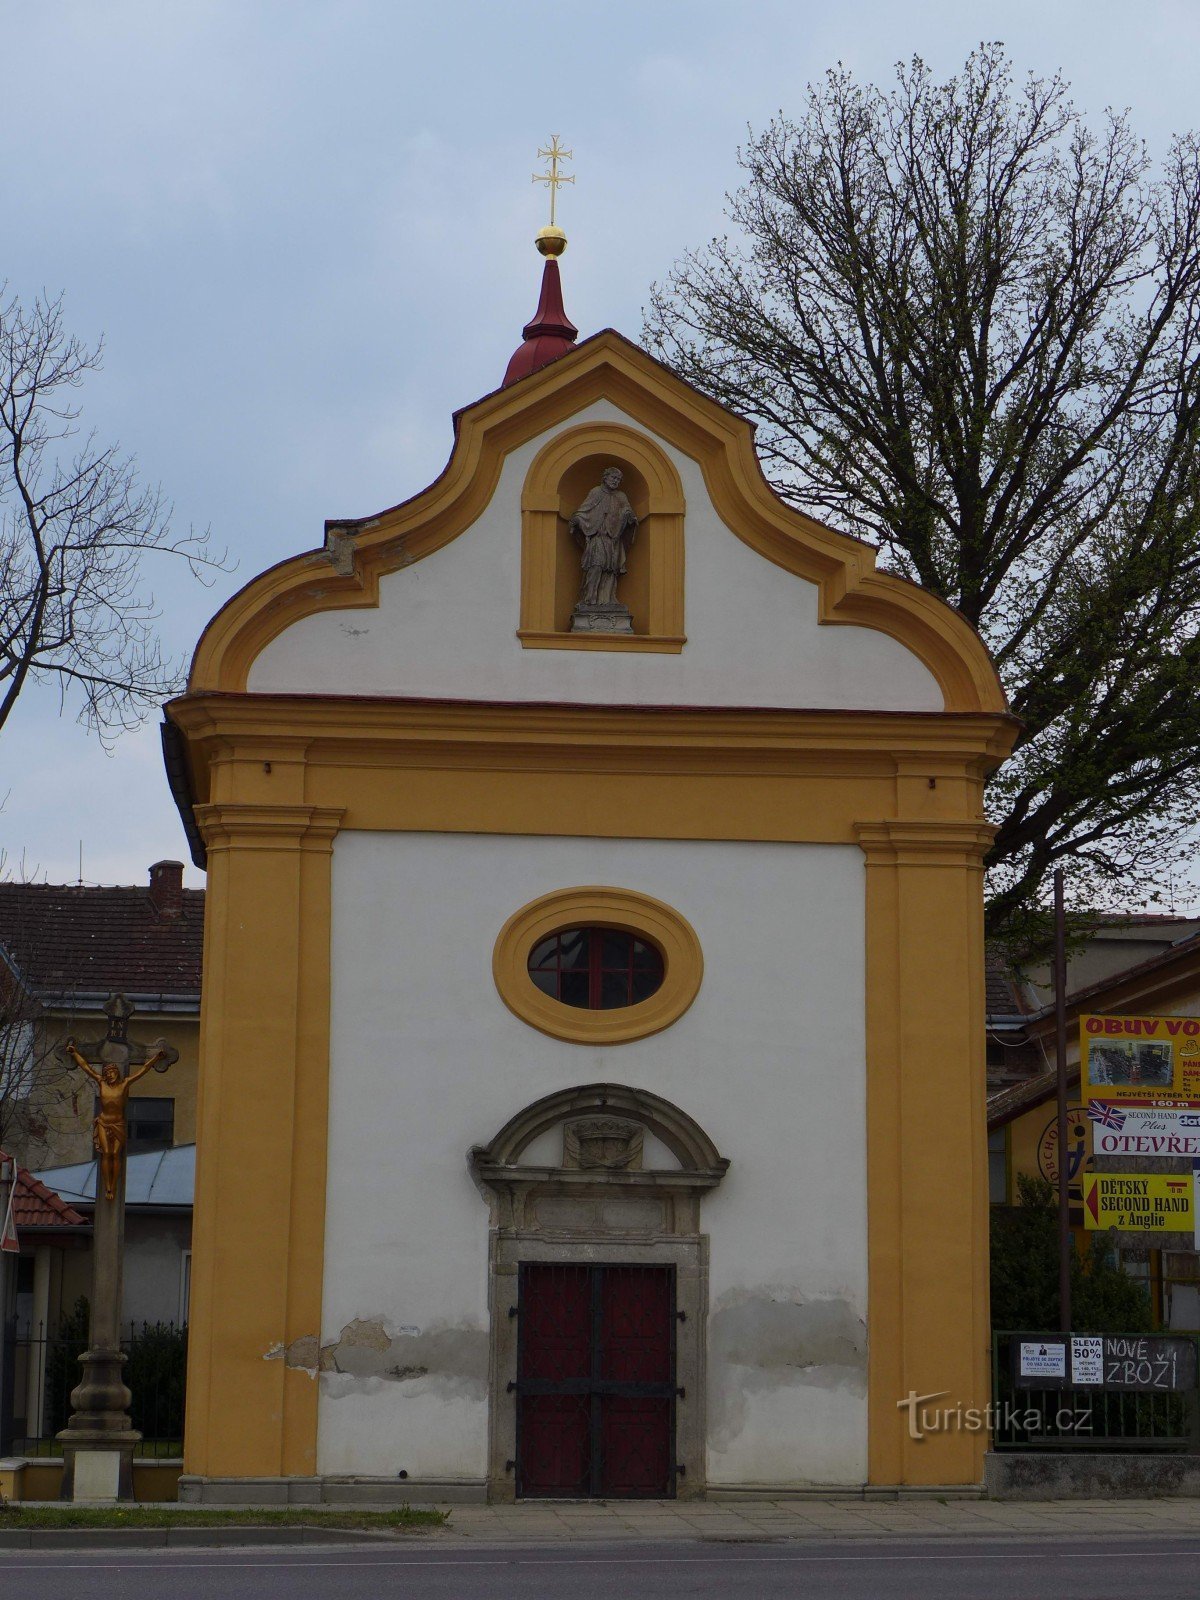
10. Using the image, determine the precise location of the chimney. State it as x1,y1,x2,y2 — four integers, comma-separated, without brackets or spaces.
148,860,184,917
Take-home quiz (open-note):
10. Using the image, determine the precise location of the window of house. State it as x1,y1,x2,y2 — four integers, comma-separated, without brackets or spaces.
527,928,664,1010
96,1094,174,1153
988,1127,1008,1205
1,1021,35,1098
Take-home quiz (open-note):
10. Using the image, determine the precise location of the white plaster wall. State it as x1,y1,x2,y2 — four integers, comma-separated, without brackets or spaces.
318,831,869,1486
122,1215,191,1328
249,400,942,712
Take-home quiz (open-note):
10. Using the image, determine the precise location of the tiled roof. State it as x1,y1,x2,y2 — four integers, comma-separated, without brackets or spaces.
987,1066,1077,1132
986,946,1027,1019
0,881,204,999
1,1149,88,1229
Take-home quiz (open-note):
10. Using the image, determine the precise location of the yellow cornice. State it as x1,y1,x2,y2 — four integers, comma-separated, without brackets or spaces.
855,819,998,866
193,802,344,854
169,692,1017,777
186,332,1008,715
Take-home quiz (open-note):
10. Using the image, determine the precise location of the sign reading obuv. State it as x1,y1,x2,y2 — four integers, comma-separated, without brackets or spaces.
1081,1013,1200,1105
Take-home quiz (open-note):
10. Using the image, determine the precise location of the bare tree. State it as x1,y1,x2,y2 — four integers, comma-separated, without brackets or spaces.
0,287,228,745
645,46,1200,941
0,873,74,1168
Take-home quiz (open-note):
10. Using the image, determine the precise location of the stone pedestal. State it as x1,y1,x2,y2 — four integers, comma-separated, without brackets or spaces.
570,601,634,634
56,1159,140,1499
60,1433,137,1501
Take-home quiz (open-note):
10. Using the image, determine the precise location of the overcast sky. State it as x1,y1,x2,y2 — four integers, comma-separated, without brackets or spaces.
4,0,1200,901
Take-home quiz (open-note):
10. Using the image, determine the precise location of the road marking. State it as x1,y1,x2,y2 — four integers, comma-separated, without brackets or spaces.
3,1545,1200,1571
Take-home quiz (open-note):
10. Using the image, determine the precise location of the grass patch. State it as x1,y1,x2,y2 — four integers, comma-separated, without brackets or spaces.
0,1505,447,1531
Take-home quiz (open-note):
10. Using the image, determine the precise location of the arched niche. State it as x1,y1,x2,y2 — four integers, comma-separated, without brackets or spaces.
518,422,686,652
471,1081,727,1178
469,1082,727,1501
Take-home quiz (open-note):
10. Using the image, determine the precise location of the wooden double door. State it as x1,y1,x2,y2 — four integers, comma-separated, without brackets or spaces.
515,1262,676,1498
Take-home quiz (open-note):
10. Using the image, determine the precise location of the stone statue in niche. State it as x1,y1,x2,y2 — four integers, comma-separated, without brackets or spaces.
562,1117,644,1171
567,466,638,633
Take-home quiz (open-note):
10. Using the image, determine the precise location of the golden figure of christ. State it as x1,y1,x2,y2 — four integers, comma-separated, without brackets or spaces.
63,1041,168,1201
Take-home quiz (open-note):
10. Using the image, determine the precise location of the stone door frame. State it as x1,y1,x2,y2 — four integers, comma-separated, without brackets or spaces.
468,1083,730,1503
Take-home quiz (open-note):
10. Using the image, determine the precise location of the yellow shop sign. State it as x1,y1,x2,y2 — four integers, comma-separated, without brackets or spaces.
1082,1173,1195,1231
1080,1013,1200,1104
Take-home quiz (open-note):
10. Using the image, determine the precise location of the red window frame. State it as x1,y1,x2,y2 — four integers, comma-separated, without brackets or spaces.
528,927,664,1010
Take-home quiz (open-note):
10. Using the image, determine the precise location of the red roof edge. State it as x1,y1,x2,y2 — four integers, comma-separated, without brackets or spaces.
1,1148,88,1229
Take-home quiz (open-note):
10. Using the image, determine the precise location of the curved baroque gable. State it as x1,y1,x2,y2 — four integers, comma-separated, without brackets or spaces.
189,332,1006,716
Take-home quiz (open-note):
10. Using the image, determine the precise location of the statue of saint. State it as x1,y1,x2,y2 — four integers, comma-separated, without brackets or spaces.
569,466,638,611
63,1040,169,1201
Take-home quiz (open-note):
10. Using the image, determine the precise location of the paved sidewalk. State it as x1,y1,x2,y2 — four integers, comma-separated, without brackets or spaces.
3,1496,1199,1550
430,1495,1200,1543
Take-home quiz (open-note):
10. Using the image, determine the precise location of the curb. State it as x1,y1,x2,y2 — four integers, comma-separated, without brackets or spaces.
0,1525,399,1549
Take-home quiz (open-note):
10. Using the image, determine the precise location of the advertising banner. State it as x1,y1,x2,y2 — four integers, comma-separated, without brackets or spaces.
1082,1172,1195,1231
1011,1333,1198,1390
1080,1013,1200,1104
1086,1101,1200,1156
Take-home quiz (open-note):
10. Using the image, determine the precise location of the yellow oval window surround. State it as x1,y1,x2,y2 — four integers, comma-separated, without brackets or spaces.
492,886,704,1044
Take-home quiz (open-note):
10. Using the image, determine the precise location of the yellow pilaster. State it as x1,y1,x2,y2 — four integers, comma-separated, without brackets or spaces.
184,801,342,1479
856,820,994,1486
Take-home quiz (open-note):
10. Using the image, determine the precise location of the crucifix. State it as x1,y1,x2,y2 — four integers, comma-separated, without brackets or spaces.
53,995,178,1500
532,134,574,227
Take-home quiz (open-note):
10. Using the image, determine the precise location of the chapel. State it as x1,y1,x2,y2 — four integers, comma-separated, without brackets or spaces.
164,207,1015,1501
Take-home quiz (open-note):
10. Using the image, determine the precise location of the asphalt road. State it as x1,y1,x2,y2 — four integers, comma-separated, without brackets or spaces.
0,1536,1193,1600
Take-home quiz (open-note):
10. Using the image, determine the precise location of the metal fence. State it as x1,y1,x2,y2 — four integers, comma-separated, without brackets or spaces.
992,1330,1200,1452
1,1321,186,1458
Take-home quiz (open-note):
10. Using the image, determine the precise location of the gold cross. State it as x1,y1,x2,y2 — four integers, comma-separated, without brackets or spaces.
532,136,575,226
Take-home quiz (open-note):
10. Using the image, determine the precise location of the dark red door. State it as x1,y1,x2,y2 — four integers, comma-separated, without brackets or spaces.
516,1263,675,1498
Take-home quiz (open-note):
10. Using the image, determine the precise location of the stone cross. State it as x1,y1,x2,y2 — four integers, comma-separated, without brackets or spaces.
53,994,178,1501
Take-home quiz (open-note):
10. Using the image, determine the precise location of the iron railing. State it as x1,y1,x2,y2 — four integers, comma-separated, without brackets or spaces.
1,1321,186,1458
992,1330,1200,1451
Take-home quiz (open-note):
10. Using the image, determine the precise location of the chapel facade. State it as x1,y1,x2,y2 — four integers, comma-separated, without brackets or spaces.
165,237,1015,1501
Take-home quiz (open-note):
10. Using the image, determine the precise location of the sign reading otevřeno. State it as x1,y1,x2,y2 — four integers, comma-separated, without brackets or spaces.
1087,1101,1200,1156
1080,1013,1200,1105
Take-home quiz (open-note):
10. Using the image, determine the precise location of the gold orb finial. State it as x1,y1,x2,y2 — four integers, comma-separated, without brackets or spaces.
536,224,567,258
532,136,574,254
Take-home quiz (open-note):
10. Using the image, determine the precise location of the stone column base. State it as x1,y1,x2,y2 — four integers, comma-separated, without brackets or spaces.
58,1434,139,1501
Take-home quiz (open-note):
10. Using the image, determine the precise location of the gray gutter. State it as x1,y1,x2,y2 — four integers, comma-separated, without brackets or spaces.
38,992,199,1015
160,716,206,871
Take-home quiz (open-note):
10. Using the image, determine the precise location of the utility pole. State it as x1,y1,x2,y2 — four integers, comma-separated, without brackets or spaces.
1054,869,1072,1334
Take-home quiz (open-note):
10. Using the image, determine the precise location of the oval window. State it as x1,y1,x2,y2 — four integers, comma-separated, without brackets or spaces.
493,887,702,1044
527,927,665,1010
